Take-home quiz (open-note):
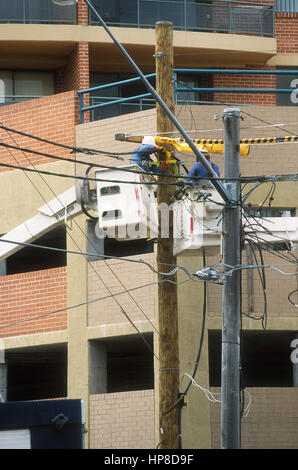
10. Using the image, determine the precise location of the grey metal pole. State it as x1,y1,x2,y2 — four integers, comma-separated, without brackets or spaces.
221,108,241,449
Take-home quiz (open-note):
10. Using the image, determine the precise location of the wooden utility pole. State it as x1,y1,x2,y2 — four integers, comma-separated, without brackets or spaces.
155,21,180,449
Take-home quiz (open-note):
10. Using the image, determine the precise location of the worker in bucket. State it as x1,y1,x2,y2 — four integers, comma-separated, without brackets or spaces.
187,149,220,185
130,135,164,174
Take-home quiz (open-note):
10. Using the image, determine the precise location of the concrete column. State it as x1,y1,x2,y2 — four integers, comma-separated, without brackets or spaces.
67,215,89,446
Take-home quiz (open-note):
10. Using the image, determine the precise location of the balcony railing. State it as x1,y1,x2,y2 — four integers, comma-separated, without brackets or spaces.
78,69,298,122
89,0,274,37
0,0,76,24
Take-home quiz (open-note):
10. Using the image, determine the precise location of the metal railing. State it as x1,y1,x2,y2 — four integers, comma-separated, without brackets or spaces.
78,74,156,123
89,0,274,37
78,69,298,123
0,0,76,24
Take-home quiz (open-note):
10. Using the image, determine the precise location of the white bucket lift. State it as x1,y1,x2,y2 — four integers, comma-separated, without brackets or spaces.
95,165,158,240
173,187,298,256
173,187,224,256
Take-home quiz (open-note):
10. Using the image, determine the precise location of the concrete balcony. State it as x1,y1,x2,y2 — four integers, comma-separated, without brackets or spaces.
0,22,276,71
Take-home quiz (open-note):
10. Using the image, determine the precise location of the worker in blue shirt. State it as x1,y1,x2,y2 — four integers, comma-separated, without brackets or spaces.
187,149,220,184
130,135,164,174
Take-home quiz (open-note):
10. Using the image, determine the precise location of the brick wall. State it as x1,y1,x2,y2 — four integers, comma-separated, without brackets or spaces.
213,71,277,106
0,267,67,338
63,43,90,93
210,387,298,448
276,13,298,53
0,91,79,172
63,42,90,122
77,0,89,26
89,390,155,449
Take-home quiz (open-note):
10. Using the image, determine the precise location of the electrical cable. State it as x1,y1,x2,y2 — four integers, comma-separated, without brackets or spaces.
0,138,188,181
288,289,298,308
0,129,209,355
0,160,184,186
0,123,131,158
159,251,207,449
124,121,298,139
240,110,298,137
0,237,205,282
0,156,297,188
80,165,99,221
0,128,165,355
0,277,191,333
183,250,207,378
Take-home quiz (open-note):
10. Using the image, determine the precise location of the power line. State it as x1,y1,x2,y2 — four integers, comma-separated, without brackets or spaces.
0,160,183,185
240,110,298,137
0,129,200,351
0,127,164,355
0,123,129,158
0,238,201,280
0,139,189,181
1,158,297,186
0,277,191,333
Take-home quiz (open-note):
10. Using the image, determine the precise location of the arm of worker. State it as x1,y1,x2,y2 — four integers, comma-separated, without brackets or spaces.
187,163,199,181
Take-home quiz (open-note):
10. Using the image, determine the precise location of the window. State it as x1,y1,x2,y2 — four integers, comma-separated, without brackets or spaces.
100,185,121,196
209,330,296,387
102,209,123,220
0,70,54,105
89,334,154,394
6,344,67,401
4,226,66,275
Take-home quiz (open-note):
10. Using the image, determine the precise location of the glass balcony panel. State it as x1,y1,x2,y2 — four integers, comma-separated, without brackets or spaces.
139,0,184,29
89,0,273,37
93,0,120,24
231,6,262,36
0,0,76,24
119,0,138,25
0,0,23,23
186,3,214,31
90,0,138,25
